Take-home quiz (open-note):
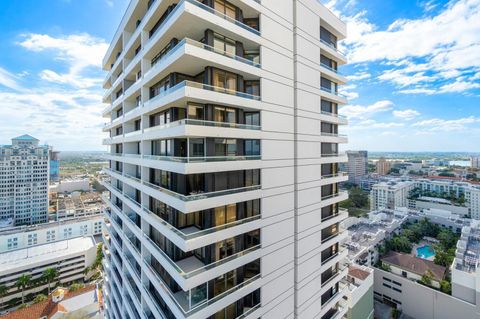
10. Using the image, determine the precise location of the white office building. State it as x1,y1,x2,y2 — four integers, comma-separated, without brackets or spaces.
0,215,103,253
413,178,480,220
0,236,97,309
345,151,367,185
0,135,50,226
471,156,480,169
370,181,414,211
101,0,349,318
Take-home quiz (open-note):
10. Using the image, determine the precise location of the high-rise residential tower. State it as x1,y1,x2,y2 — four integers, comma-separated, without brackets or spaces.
346,151,368,185
0,135,50,226
101,1,348,318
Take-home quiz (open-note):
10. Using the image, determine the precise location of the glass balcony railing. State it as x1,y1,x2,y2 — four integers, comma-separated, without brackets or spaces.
320,86,345,98
321,152,346,158
321,110,347,119
320,132,347,138
143,205,261,241
321,191,348,201
103,168,261,202
147,80,261,105
320,62,340,74
320,38,346,56
187,0,260,36
143,118,261,133
321,172,347,180
145,232,261,279
145,255,261,316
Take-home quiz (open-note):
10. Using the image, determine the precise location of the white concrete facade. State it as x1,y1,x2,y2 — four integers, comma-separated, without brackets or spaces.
370,181,414,211
101,1,348,319
0,215,103,253
0,236,96,309
0,135,50,226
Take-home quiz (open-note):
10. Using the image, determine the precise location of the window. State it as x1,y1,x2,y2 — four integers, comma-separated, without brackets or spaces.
7,237,18,250
214,0,236,19
244,112,260,126
214,106,236,123
213,69,237,91
189,139,205,157
214,139,237,156
245,140,260,156
187,104,204,120
213,33,236,55
28,233,38,246
245,81,260,96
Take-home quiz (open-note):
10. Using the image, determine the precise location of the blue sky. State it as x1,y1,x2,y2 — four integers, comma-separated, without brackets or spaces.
0,0,479,151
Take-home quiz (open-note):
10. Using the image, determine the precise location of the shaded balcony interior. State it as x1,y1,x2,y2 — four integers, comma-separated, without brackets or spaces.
321,242,339,265
148,225,260,275
148,253,260,312
148,197,260,234
322,163,338,177
321,100,340,117
146,137,261,159
147,67,260,102
322,223,340,244
321,203,340,222
110,102,261,138
321,122,339,135
148,168,260,196
321,142,338,156
321,282,339,307
322,183,339,198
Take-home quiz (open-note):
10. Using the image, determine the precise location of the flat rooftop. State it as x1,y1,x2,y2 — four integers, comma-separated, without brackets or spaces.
0,236,95,273
456,222,480,273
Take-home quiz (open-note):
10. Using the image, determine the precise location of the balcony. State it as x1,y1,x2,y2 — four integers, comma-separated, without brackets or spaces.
145,232,261,280
143,205,261,242
321,191,348,202
144,257,261,317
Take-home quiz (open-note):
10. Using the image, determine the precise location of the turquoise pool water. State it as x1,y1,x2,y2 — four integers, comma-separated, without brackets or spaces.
416,245,435,259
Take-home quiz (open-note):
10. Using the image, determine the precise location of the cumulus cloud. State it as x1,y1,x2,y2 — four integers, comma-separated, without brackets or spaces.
336,0,480,94
412,116,480,131
18,33,108,89
340,100,394,119
393,109,421,120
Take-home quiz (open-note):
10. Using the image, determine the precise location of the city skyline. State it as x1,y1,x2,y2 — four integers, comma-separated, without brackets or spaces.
0,0,479,152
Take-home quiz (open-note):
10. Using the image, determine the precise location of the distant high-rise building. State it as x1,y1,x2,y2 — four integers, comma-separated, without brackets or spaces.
101,1,350,318
0,135,50,225
375,157,391,175
50,150,60,182
471,156,480,169
346,150,368,184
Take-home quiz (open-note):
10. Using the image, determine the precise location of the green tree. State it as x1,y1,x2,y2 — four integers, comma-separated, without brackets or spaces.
42,267,58,295
33,294,48,304
420,270,434,287
16,274,32,306
440,280,452,294
0,284,8,306
69,283,85,292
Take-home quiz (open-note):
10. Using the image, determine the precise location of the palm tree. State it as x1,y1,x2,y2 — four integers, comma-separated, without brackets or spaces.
16,274,31,306
0,284,8,307
42,268,58,295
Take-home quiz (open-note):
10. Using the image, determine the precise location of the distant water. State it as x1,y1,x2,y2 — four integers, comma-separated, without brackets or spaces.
449,160,471,167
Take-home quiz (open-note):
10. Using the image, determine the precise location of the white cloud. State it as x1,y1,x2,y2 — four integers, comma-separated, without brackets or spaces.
340,100,394,119
0,67,22,91
412,116,480,131
347,71,371,81
339,84,359,100
339,0,480,93
398,88,437,95
18,33,108,88
438,80,480,93
356,119,404,128
393,109,421,120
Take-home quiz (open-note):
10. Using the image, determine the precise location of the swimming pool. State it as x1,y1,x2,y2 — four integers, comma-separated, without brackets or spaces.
416,245,435,259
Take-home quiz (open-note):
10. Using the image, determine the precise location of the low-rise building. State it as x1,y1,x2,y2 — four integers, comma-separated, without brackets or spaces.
56,192,102,220
0,236,97,309
2,284,102,319
50,178,90,193
343,209,406,266
471,156,480,169
0,216,103,253
381,251,446,289
345,265,374,319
